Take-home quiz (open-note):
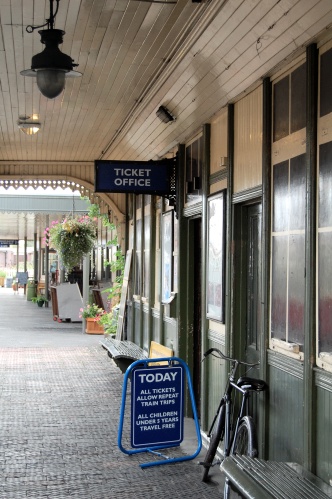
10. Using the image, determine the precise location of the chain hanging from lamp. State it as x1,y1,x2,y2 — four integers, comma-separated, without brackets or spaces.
20,0,82,99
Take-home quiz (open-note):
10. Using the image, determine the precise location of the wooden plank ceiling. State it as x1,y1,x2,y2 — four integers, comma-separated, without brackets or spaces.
0,0,332,240
0,0,331,164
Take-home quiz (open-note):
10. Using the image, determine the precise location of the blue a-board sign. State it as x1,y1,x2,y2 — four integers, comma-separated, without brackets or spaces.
94,159,175,195
131,365,184,448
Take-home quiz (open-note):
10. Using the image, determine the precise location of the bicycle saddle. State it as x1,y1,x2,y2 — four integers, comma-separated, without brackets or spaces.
236,376,268,392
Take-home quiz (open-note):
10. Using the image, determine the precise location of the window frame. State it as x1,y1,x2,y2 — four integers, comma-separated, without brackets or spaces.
270,60,307,361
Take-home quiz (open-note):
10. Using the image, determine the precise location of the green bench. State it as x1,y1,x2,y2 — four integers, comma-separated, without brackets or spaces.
101,337,173,373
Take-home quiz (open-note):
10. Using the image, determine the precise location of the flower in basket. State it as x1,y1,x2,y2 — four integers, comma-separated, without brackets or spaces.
79,303,104,320
45,215,97,272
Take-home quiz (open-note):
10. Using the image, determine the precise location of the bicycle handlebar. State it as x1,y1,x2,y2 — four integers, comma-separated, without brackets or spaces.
202,347,259,367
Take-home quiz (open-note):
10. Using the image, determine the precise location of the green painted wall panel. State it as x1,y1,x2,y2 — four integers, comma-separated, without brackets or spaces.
202,340,227,433
268,363,303,463
316,378,332,483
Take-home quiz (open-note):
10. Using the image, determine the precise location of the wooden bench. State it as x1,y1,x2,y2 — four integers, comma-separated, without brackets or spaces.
100,338,173,373
220,455,332,499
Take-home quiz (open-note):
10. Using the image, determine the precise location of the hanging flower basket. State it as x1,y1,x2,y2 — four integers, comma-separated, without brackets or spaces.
45,216,97,272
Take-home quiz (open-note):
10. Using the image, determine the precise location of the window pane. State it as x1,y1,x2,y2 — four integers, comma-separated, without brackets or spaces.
143,215,151,299
185,137,203,202
290,63,306,133
319,141,332,227
273,161,289,232
192,139,199,177
288,234,305,345
289,154,306,231
186,144,192,181
273,76,289,142
271,236,287,339
135,219,142,295
320,48,332,117
318,232,332,353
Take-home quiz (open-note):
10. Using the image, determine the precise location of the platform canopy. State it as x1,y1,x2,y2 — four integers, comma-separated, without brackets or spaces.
0,0,330,169
0,194,91,242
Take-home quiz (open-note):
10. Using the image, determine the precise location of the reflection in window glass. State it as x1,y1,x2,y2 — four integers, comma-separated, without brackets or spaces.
271,155,305,347
135,219,142,296
318,232,332,353
320,48,332,117
273,76,289,142
273,63,306,141
288,234,305,345
185,136,203,203
318,140,332,356
143,215,150,299
273,161,288,232
290,63,306,134
271,236,287,339
289,155,306,231
319,142,332,228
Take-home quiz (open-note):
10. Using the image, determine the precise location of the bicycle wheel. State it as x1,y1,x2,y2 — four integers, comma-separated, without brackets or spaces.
202,402,226,482
232,415,258,457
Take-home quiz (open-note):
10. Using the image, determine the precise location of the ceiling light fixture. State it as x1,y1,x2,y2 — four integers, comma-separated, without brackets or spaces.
17,116,41,135
20,0,81,99
156,105,176,123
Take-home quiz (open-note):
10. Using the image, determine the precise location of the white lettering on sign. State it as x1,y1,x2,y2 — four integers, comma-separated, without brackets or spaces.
112,168,152,188
114,178,151,186
114,168,151,177
138,372,178,383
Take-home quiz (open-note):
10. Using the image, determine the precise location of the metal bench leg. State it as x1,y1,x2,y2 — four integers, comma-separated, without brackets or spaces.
224,477,231,499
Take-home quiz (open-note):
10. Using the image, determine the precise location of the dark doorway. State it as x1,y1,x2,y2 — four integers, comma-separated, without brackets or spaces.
245,203,262,365
191,217,202,417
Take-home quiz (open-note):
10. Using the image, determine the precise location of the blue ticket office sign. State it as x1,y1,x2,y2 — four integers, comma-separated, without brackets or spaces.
131,365,184,448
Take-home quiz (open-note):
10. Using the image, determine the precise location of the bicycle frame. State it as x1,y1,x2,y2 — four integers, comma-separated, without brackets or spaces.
206,353,257,457
201,348,267,483
224,378,251,456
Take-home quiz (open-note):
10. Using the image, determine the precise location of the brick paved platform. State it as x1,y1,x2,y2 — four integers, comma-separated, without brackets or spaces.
0,288,223,498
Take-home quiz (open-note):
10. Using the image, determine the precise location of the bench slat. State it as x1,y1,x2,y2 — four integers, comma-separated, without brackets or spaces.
101,337,148,360
221,456,332,499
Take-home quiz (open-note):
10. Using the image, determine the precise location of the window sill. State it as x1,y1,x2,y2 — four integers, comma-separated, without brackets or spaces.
270,338,304,360
317,353,332,373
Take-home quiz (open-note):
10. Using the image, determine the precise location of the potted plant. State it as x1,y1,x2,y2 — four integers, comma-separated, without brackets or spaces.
44,215,97,272
79,303,105,334
31,295,48,307
88,204,125,335
0,270,6,287
12,277,18,293
95,306,119,337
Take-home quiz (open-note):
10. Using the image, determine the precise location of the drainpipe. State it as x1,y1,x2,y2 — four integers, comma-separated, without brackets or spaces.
225,104,234,358
82,256,90,334
200,124,210,430
24,236,27,296
34,233,38,283
304,43,318,473
261,76,272,459
45,216,49,307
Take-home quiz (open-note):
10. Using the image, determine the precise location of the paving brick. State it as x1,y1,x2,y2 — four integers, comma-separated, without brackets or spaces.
0,288,224,498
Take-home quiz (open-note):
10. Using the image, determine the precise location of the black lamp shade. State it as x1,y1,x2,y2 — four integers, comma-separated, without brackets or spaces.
21,29,81,99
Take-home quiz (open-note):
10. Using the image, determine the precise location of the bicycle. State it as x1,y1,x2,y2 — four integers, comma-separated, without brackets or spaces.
200,348,268,484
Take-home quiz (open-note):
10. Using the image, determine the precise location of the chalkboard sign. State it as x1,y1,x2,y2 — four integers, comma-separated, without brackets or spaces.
16,272,29,285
